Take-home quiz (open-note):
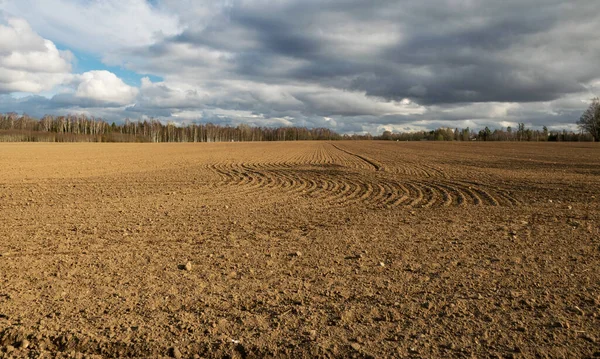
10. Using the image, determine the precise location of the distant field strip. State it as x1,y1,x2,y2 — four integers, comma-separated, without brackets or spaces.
206,143,519,207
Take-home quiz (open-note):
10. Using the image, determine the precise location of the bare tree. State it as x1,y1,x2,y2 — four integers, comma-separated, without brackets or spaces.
578,97,600,142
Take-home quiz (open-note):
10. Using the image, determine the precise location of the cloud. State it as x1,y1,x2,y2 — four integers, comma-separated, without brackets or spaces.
0,17,72,93
0,0,180,54
127,77,425,121
0,17,137,108
116,1,599,116
74,71,138,105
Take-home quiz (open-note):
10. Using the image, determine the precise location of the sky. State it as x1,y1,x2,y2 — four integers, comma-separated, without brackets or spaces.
0,0,599,134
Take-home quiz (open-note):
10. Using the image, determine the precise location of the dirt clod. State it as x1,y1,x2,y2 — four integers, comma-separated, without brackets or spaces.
551,321,570,329
569,306,585,316
170,347,182,359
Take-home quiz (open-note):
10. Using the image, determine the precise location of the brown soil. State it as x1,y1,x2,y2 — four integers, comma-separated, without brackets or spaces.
0,141,599,358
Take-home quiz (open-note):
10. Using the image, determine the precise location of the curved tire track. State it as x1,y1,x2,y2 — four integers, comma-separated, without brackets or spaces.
207,163,518,208
203,143,519,207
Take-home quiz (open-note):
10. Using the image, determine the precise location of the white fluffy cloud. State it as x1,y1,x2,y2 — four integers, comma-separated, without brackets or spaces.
74,71,138,105
0,17,136,106
0,17,72,93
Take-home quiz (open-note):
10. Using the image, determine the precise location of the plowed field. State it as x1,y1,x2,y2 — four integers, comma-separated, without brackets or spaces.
0,141,599,358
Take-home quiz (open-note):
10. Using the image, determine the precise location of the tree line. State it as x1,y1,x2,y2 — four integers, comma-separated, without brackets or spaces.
373,99,599,142
0,113,341,142
1,109,597,143
375,123,594,142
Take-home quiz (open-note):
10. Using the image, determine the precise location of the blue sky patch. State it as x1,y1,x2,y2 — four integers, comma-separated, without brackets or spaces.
61,44,163,86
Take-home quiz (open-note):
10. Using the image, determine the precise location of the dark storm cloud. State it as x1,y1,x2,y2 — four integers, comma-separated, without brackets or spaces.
231,14,322,60
349,65,585,105
135,0,598,113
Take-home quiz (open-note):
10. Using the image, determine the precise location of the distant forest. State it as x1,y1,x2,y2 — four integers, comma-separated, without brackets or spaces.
0,113,592,142
0,113,340,142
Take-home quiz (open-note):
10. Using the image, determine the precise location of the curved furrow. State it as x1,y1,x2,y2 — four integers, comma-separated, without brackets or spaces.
460,180,521,207
413,181,439,208
258,170,280,189
266,165,317,192
317,177,332,193
368,182,390,206
212,162,243,184
388,166,408,176
270,169,309,195
323,177,341,196
445,180,503,207
428,182,453,207
238,170,260,189
205,161,306,199
302,177,321,196
387,182,412,207
238,166,269,187
456,180,499,201
236,165,282,194
238,164,265,188
310,176,341,199
337,179,360,202
402,182,425,207
277,172,294,189
358,181,375,202
435,182,467,207
469,186,500,206
371,181,406,208
495,190,521,206
209,164,235,184
227,165,250,186
324,146,345,167
306,175,340,201
229,168,249,185
342,180,370,205
204,157,520,208
217,169,239,184
420,164,449,178
277,170,302,192
227,168,248,186
458,184,483,206
252,168,306,197
321,180,370,208
328,180,355,204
